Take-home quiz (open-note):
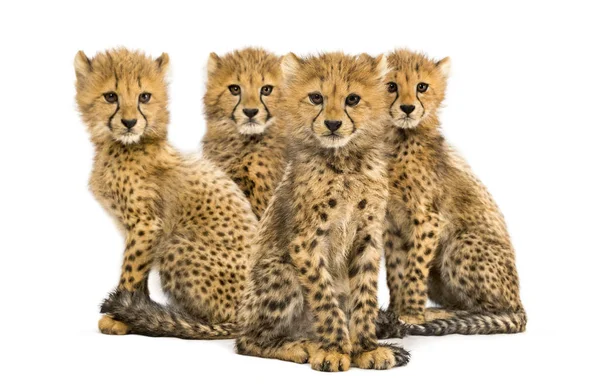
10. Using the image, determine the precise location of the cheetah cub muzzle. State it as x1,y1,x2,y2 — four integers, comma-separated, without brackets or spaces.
236,52,410,372
74,48,257,339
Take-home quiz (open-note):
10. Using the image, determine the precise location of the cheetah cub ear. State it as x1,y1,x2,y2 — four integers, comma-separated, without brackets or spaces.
74,50,92,81
436,57,451,78
155,52,170,73
281,53,302,81
358,53,389,81
207,52,221,75
374,54,389,80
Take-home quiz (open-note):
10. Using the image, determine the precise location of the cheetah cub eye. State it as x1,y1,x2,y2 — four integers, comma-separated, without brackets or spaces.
309,93,323,105
139,93,152,103
229,85,241,96
387,82,398,93
261,85,273,96
104,92,118,103
417,82,429,93
345,94,361,107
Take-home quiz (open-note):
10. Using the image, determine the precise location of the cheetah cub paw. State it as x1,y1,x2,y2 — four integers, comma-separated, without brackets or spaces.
309,349,351,372
98,315,129,335
353,344,410,370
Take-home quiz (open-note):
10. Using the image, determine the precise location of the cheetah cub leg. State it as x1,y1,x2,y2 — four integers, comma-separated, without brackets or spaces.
289,235,352,372
349,217,410,369
397,210,441,325
383,225,410,319
99,222,159,335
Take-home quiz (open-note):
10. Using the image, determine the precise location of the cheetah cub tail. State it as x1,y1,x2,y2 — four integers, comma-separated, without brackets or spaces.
100,290,239,339
377,308,527,337
407,310,527,336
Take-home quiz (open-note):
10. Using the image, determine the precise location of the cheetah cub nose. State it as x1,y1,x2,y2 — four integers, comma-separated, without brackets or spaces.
121,119,137,129
400,105,415,115
243,108,259,118
324,120,342,131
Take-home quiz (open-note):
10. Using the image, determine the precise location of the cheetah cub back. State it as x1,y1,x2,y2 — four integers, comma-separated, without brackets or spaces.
74,48,257,339
377,49,526,337
236,52,410,372
202,48,287,219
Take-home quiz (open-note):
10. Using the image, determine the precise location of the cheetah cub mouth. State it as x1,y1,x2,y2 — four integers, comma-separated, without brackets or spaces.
238,118,273,135
393,115,422,129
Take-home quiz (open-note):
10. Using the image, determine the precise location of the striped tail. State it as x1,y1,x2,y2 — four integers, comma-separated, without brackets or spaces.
407,310,527,336
376,309,411,339
100,290,239,340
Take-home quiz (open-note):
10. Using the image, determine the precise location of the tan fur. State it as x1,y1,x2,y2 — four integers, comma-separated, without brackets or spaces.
202,48,286,218
382,49,525,332
236,52,409,371
98,315,129,335
75,48,257,337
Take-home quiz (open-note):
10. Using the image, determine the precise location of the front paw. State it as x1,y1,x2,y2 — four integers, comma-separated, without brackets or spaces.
353,344,410,369
398,313,426,325
98,315,129,335
309,348,351,372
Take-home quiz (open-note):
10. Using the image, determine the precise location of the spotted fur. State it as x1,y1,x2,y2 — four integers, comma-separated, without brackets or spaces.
75,48,257,338
380,49,526,336
202,48,287,219
236,52,409,372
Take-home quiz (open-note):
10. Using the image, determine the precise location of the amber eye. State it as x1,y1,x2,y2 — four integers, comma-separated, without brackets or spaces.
387,82,398,93
309,93,323,105
139,92,152,103
104,92,118,103
228,85,241,95
417,82,429,93
261,85,273,96
345,94,361,107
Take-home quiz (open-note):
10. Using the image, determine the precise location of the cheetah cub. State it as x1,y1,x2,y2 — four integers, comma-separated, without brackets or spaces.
202,48,287,219
236,53,410,372
379,49,526,336
75,48,257,339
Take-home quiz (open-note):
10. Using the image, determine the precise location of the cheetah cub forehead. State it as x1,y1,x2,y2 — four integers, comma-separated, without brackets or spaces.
74,48,170,145
204,48,282,135
384,49,450,130
280,52,389,149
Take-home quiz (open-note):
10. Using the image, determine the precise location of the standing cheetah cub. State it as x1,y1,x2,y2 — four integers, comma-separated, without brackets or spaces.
236,53,410,372
75,48,257,338
202,48,286,219
380,49,526,336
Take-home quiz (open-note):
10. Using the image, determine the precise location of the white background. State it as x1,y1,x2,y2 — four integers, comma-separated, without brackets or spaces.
1,1,598,389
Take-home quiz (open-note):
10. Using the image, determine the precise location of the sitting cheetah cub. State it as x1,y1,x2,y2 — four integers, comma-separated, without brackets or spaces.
379,49,526,336
74,48,257,338
202,48,287,219
236,53,410,372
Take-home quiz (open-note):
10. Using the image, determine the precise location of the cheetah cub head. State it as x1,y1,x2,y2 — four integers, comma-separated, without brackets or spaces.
281,52,389,149
204,48,282,135
385,49,450,130
74,48,170,145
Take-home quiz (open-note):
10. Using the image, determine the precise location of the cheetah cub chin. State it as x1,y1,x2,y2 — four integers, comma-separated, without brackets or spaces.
202,48,287,219
236,52,410,372
74,48,257,339
377,49,526,337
